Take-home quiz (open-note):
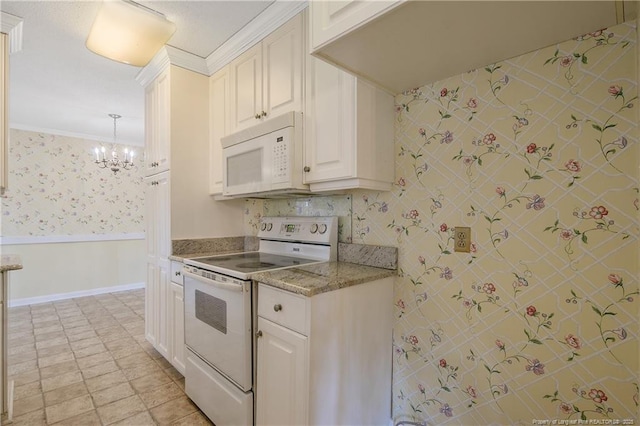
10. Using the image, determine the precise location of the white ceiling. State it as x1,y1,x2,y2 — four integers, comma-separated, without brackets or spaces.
0,0,273,146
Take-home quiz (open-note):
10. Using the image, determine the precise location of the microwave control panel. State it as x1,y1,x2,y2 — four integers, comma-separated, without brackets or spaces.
272,132,289,182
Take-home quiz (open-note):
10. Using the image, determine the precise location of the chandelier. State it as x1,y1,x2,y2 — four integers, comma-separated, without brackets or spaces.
94,114,135,174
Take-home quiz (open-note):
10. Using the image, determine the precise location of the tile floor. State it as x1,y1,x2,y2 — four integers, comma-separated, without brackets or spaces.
7,289,213,425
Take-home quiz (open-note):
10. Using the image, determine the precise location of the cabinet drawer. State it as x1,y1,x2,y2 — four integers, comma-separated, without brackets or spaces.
258,284,309,336
170,261,183,285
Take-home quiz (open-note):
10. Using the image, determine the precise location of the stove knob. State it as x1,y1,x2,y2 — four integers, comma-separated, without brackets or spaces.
266,223,273,231
318,223,327,234
261,223,267,231
310,223,318,234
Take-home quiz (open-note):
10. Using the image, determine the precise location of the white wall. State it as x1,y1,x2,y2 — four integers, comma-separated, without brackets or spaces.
2,238,145,305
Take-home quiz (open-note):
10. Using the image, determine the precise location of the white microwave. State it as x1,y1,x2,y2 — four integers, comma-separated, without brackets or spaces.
221,112,308,197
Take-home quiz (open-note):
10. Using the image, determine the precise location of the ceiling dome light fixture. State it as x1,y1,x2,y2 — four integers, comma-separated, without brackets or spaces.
94,113,135,174
86,0,176,67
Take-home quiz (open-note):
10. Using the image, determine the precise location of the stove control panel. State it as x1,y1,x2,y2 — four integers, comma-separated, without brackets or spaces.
258,216,337,244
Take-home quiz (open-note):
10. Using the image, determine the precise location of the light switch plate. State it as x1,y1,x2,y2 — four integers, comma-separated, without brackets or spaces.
454,227,471,253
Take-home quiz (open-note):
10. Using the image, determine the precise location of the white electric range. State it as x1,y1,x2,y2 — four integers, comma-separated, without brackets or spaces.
182,216,338,426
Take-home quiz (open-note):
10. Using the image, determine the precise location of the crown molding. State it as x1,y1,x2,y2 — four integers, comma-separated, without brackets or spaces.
135,45,208,87
1,11,24,53
206,0,308,75
136,0,307,85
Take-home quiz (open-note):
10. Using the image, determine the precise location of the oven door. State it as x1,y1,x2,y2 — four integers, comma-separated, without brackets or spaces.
183,269,253,391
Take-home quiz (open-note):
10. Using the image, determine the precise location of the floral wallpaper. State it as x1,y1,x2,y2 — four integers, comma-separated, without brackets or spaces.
346,21,638,424
1,129,145,236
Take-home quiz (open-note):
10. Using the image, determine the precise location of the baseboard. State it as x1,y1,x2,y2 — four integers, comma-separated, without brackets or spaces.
8,282,145,307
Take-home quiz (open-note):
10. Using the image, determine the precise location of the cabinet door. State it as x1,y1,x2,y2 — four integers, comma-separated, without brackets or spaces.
309,0,401,50
144,83,157,177
256,317,308,426
304,58,355,184
144,176,159,345
209,67,230,194
229,44,263,132
169,282,185,375
144,67,171,176
262,13,303,121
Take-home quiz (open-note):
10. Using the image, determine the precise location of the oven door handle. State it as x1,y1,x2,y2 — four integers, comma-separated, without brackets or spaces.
182,270,244,293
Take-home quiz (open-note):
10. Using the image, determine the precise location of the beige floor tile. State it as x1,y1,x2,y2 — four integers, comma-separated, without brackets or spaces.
38,351,75,369
66,330,97,342
41,370,84,392
61,320,90,330
76,351,114,370
85,370,128,393
110,410,156,426
73,342,107,358
35,337,69,349
154,356,172,370
10,408,47,426
9,349,37,363
39,360,79,380
90,382,135,407
70,336,102,351
9,359,38,376
96,395,147,425
44,381,89,407
33,325,64,335
122,361,163,381
139,381,183,409
36,343,72,358
13,393,44,417
14,380,42,400
150,396,198,426
34,331,67,344
170,411,214,426
116,352,154,369
9,330,34,341
174,377,185,391
51,410,102,426
110,344,145,360
10,369,41,387
103,336,138,351
81,360,120,380
9,342,36,355
130,370,173,393
45,394,94,424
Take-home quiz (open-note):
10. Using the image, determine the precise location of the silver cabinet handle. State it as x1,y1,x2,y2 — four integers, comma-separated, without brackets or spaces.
303,166,310,172
175,271,181,276
256,330,263,338
273,304,282,312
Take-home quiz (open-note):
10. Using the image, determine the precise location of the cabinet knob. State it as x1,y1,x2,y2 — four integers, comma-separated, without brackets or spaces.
261,111,267,118
303,166,310,172
255,114,261,120
256,330,263,338
175,271,181,276
273,304,282,312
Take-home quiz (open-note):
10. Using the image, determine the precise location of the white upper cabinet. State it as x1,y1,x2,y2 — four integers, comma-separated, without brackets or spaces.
304,57,394,192
229,13,304,132
209,66,230,195
309,0,401,51
144,67,170,176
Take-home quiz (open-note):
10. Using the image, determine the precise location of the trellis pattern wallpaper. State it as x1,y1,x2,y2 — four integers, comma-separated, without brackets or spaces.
1,129,145,236
347,21,638,424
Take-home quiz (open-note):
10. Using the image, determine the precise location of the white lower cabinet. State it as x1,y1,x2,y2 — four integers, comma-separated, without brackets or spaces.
256,317,308,426
169,262,185,375
256,278,393,425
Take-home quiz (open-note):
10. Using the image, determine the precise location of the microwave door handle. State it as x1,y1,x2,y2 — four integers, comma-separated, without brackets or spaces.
182,270,244,293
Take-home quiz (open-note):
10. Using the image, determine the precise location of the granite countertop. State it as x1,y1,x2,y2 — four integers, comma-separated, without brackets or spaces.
252,261,396,297
1,254,23,272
